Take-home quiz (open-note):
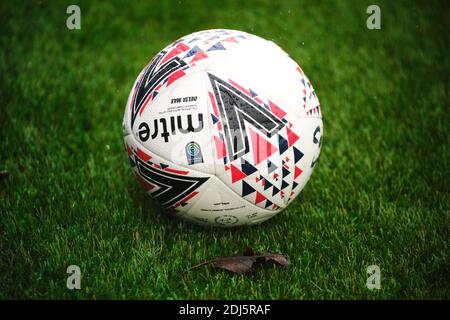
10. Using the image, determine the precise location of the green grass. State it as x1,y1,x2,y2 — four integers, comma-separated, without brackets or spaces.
0,0,449,299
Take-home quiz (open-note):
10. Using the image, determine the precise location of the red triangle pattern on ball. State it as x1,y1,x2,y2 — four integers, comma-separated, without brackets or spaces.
294,166,303,179
249,127,278,165
286,126,300,146
230,164,247,183
255,191,266,204
214,136,227,159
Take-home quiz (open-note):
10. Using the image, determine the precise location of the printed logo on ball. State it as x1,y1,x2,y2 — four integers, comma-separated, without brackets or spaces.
138,113,204,143
185,141,204,165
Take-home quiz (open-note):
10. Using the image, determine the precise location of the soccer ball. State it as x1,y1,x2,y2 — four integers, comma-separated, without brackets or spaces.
123,29,323,227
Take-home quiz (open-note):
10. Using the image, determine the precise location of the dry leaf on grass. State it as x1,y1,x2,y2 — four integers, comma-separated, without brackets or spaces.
190,247,288,275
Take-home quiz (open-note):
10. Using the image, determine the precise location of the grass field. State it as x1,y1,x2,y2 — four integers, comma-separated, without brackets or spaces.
0,0,449,299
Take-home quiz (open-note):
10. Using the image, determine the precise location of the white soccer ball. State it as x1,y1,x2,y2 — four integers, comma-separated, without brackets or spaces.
123,29,323,227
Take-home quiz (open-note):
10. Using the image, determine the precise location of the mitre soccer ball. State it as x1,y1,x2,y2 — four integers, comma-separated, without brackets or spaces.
123,29,323,227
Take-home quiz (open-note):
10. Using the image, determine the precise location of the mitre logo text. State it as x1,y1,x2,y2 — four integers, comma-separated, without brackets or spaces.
138,113,204,143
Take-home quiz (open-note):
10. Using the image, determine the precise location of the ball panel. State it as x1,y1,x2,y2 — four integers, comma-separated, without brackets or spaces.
130,71,217,175
181,176,278,227
280,117,323,204
124,133,213,215
205,70,323,210
125,133,277,226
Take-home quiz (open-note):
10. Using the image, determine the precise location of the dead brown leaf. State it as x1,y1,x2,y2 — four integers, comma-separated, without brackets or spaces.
190,247,288,275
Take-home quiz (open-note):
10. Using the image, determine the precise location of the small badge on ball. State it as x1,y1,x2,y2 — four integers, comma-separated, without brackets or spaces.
185,141,203,165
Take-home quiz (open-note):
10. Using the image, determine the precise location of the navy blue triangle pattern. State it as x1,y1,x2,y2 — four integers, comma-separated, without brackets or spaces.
207,42,226,51
265,200,273,208
281,180,289,189
264,179,273,190
160,163,169,169
282,166,290,178
272,186,280,196
207,35,220,41
184,46,201,58
241,159,258,176
242,180,256,197
293,147,304,163
278,135,289,155
293,181,298,189
249,89,258,97
211,114,219,124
